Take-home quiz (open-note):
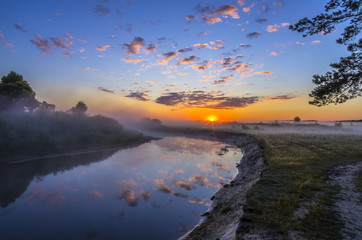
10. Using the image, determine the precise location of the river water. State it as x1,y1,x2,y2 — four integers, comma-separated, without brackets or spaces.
0,136,242,240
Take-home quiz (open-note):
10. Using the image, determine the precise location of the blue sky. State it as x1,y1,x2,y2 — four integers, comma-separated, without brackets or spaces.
0,0,360,121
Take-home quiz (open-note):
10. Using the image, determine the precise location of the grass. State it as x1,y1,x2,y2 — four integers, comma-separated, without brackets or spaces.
0,111,150,161
238,133,362,239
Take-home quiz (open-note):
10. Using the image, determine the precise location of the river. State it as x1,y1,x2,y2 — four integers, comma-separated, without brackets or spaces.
0,136,242,240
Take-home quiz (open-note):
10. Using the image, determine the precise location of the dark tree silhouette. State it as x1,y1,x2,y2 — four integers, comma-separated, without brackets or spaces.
294,116,301,122
290,0,361,106
70,101,88,114
0,71,39,111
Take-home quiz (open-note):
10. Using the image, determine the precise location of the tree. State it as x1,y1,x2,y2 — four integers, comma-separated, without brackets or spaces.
70,101,87,114
294,116,301,122
0,71,39,111
290,0,361,106
36,101,56,112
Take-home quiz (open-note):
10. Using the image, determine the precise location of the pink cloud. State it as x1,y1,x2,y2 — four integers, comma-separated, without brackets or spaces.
214,5,240,19
202,17,222,24
96,45,112,51
266,24,279,32
256,71,272,75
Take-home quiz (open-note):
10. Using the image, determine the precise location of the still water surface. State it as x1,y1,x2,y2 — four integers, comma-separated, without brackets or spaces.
0,136,242,240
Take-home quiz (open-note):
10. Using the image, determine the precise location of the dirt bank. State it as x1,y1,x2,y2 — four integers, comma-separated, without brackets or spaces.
328,161,362,239
180,135,265,240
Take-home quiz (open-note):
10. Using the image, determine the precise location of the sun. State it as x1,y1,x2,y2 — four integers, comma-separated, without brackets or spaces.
206,115,218,122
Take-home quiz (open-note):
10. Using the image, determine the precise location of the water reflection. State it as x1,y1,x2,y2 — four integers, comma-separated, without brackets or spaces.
0,137,242,240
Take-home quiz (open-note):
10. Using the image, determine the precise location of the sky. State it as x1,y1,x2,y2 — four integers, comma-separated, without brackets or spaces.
0,0,361,122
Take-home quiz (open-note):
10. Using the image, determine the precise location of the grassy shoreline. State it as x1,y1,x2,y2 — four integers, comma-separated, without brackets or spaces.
236,133,362,239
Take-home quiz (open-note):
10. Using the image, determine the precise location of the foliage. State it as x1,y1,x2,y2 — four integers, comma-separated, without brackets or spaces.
36,101,55,112
294,116,301,122
0,112,148,160
0,71,39,111
290,0,362,106
69,101,88,114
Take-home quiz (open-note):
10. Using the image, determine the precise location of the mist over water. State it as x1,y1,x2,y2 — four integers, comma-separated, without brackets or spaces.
0,136,242,240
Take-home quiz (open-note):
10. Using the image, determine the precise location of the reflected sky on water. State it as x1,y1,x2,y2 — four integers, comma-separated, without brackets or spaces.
0,137,242,240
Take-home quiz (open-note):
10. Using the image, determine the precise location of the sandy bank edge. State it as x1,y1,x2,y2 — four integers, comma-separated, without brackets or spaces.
180,135,266,240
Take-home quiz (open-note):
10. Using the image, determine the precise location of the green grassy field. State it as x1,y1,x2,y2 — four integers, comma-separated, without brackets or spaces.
236,133,362,239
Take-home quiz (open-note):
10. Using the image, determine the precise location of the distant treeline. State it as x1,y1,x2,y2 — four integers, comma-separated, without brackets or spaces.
0,71,150,161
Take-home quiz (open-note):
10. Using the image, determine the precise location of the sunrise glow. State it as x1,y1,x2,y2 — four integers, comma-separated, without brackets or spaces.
0,0,361,122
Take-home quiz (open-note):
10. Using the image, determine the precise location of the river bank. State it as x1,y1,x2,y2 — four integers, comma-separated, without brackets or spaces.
146,127,362,239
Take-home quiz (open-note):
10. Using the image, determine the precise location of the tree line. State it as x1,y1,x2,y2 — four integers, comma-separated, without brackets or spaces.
0,71,87,114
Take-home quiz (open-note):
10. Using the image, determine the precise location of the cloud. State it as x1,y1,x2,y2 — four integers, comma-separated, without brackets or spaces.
193,43,209,49
14,23,26,32
175,181,194,191
177,47,193,54
240,69,253,74
3,43,13,47
198,31,212,36
159,51,177,64
188,175,208,186
90,190,103,198
256,71,272,75
214,5,239,19
192,62,211,71
119,189,140,207
237,0,246,6
266,24,279,32
189,197,204,204
96,45,112,51
30,33,74,56
246,32,261,39
140,191,152,201
0,33,4,39
211,75,233,85
312,40,321,44
202,16,222,24
157,37,166,43
78,38,87,43
212,45,224,49
173,192,188,198
30,34,52,54
154,179,173,194
155,91,259,109
270,52,278,56
123,37,145,55
243,7,250,13
272,1,284,6
125,91,149,101
164,84,176,87
193,4,214,15
261,5,269,12
98,87,114,94
268,95,295,101
178,55,197,64
240,43,252,48
123,58,144,64
178,72,188,75
185,15,197,23
145,43,157,53
255,18,267,24
94,4,110,17
281,22,290,27
51,37,73,50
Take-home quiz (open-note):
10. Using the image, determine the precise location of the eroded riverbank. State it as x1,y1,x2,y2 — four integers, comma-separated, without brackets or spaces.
180,136,265,240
